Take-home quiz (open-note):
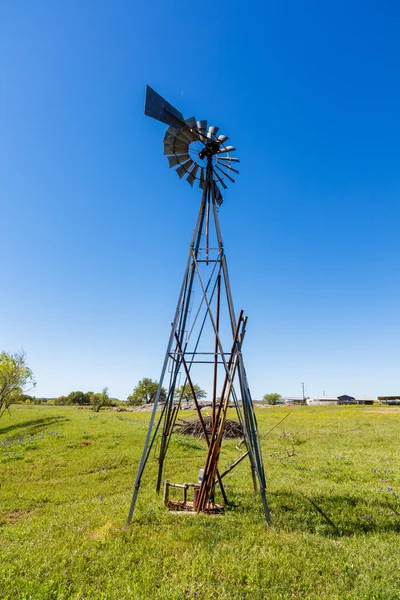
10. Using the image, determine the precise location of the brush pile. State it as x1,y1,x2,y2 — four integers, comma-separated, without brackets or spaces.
176,416,243,439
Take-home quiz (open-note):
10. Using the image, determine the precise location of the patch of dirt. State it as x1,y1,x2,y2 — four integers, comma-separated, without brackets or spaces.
1,509,33,526
86,522,115,541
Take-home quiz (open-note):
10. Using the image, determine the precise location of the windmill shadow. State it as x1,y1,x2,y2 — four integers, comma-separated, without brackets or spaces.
220,488,399,537
0,416,69,437
269,490,400,537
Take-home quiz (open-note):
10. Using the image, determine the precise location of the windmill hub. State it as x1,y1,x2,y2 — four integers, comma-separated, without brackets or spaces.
198,141,219,160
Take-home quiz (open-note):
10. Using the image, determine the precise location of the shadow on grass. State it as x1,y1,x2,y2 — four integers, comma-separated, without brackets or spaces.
303,494,341,534
0,416,69,436
227,490,400,537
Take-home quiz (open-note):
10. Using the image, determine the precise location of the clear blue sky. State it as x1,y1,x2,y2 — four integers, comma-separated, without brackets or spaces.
1,1,400,400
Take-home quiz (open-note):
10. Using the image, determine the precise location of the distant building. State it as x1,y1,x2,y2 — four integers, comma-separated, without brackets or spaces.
378,396,400,406
308,396,339,405
309,395,376,406
282,397,306,405
354,396,375,405
337,394,356,404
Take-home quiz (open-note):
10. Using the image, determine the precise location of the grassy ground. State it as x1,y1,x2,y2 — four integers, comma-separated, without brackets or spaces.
0,404,399,599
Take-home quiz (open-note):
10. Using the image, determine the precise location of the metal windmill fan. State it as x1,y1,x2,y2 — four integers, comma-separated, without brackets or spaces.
145,86,240,206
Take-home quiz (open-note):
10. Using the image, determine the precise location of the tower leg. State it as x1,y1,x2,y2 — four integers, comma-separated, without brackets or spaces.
126,253,193,524
127,193,208,525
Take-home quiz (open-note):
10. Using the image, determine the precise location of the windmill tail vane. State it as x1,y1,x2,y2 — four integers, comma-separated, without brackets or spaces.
127,86,270,525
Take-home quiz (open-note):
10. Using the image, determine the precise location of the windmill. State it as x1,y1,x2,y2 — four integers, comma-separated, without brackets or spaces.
127,86,271,524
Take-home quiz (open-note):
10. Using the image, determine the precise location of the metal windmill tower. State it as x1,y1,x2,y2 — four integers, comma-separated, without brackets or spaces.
127,86,271,524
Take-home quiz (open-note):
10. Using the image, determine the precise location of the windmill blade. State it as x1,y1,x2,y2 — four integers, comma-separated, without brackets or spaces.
165,129,189,146
213,170,228,190
172,138,190,150
163,131,180,146
176,159,194,179
217,145,236,154
164,126,181,139
185,116,197,129
199,167,206,189
164,133,186,148
186,163,199,187
217,134,229,144
164,142,188,155
167,153,190,168
183,129,199,143
218,162,239,175
163,133,174,145
163,145,175,155
173,127,195,144
164,125,197,144
217,156,240,163
197,120,208,141
164,131,188,147
215,164,235,183
184,117,211,144
144,85,185,129
207,125,219,139
173,132,191,145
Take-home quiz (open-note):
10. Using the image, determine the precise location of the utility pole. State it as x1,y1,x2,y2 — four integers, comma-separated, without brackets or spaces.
301,382,305,404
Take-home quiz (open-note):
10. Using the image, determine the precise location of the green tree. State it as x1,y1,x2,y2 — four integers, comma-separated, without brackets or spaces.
0,351,36,418
66,391,90,406
20,394,35,404
87,391,99,407
54,395,68,406
174,383,207,404
127,378,166,405
92,387,112,412
263,393,282,405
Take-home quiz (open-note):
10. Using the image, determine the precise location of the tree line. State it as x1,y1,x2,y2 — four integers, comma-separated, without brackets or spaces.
18,378,207,410
0,351,208,418
127,378,206,405
0,349,284,420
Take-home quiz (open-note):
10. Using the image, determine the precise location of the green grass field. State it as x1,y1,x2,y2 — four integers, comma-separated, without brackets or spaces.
0,404,399,599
